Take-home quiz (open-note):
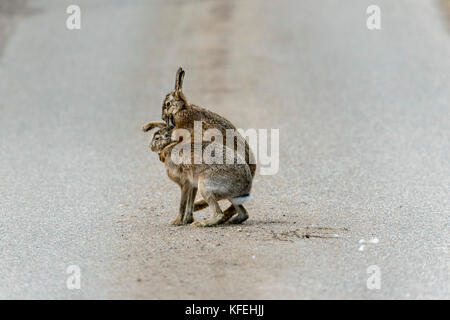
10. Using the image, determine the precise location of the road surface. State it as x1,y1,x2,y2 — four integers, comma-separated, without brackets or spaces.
0,0,449,299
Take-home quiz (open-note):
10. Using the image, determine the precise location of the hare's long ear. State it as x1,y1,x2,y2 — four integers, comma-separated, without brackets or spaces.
142,121,165,133
174,67,185,92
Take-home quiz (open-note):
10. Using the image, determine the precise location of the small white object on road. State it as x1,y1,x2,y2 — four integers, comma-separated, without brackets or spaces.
358,237,379,251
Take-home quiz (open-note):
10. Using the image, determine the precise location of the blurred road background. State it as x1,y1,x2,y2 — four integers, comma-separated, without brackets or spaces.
0,0,449,299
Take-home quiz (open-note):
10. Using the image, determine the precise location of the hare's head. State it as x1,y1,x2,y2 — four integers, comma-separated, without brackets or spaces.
150,126,173,152
162,67,188,126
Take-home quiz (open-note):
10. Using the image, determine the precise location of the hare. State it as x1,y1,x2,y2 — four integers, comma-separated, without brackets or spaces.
150,125,252,227
142,67,256,211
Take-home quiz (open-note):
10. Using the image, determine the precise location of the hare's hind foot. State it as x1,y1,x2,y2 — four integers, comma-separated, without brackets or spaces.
228,205,249,224
192,205,236,227
191,207,234,227
191,213,226,227
220,205,237,224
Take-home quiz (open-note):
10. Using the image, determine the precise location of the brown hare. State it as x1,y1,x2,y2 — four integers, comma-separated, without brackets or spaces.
149,125,252,227
142,67,256,211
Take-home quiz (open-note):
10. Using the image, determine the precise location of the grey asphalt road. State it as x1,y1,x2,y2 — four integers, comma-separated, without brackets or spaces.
0,0,449,299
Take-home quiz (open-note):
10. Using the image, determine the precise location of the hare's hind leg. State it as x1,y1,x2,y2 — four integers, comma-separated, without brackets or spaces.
228,205,249,224
193,199,208,211
220,204,237,224
191,184,227,227
191,196,226,227
194,200,234,221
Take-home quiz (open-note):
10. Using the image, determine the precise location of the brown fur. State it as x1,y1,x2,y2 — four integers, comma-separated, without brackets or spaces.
144,67,256,177
142,67,256,214
151,126,252,227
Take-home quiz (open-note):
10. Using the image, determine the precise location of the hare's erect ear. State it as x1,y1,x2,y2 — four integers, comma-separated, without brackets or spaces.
174,67,185,92
142,121,165,133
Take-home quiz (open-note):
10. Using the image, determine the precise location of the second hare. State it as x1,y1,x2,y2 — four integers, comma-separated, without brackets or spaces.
150,125,252,227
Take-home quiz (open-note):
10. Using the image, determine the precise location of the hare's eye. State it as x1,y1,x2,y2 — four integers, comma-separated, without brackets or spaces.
166,102,171,107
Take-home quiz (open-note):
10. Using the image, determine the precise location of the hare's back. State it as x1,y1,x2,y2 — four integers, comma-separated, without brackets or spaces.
190,104,237,130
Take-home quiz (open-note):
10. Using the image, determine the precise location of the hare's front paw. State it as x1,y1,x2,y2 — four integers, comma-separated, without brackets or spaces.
170,217,184,226
183,216,194,224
